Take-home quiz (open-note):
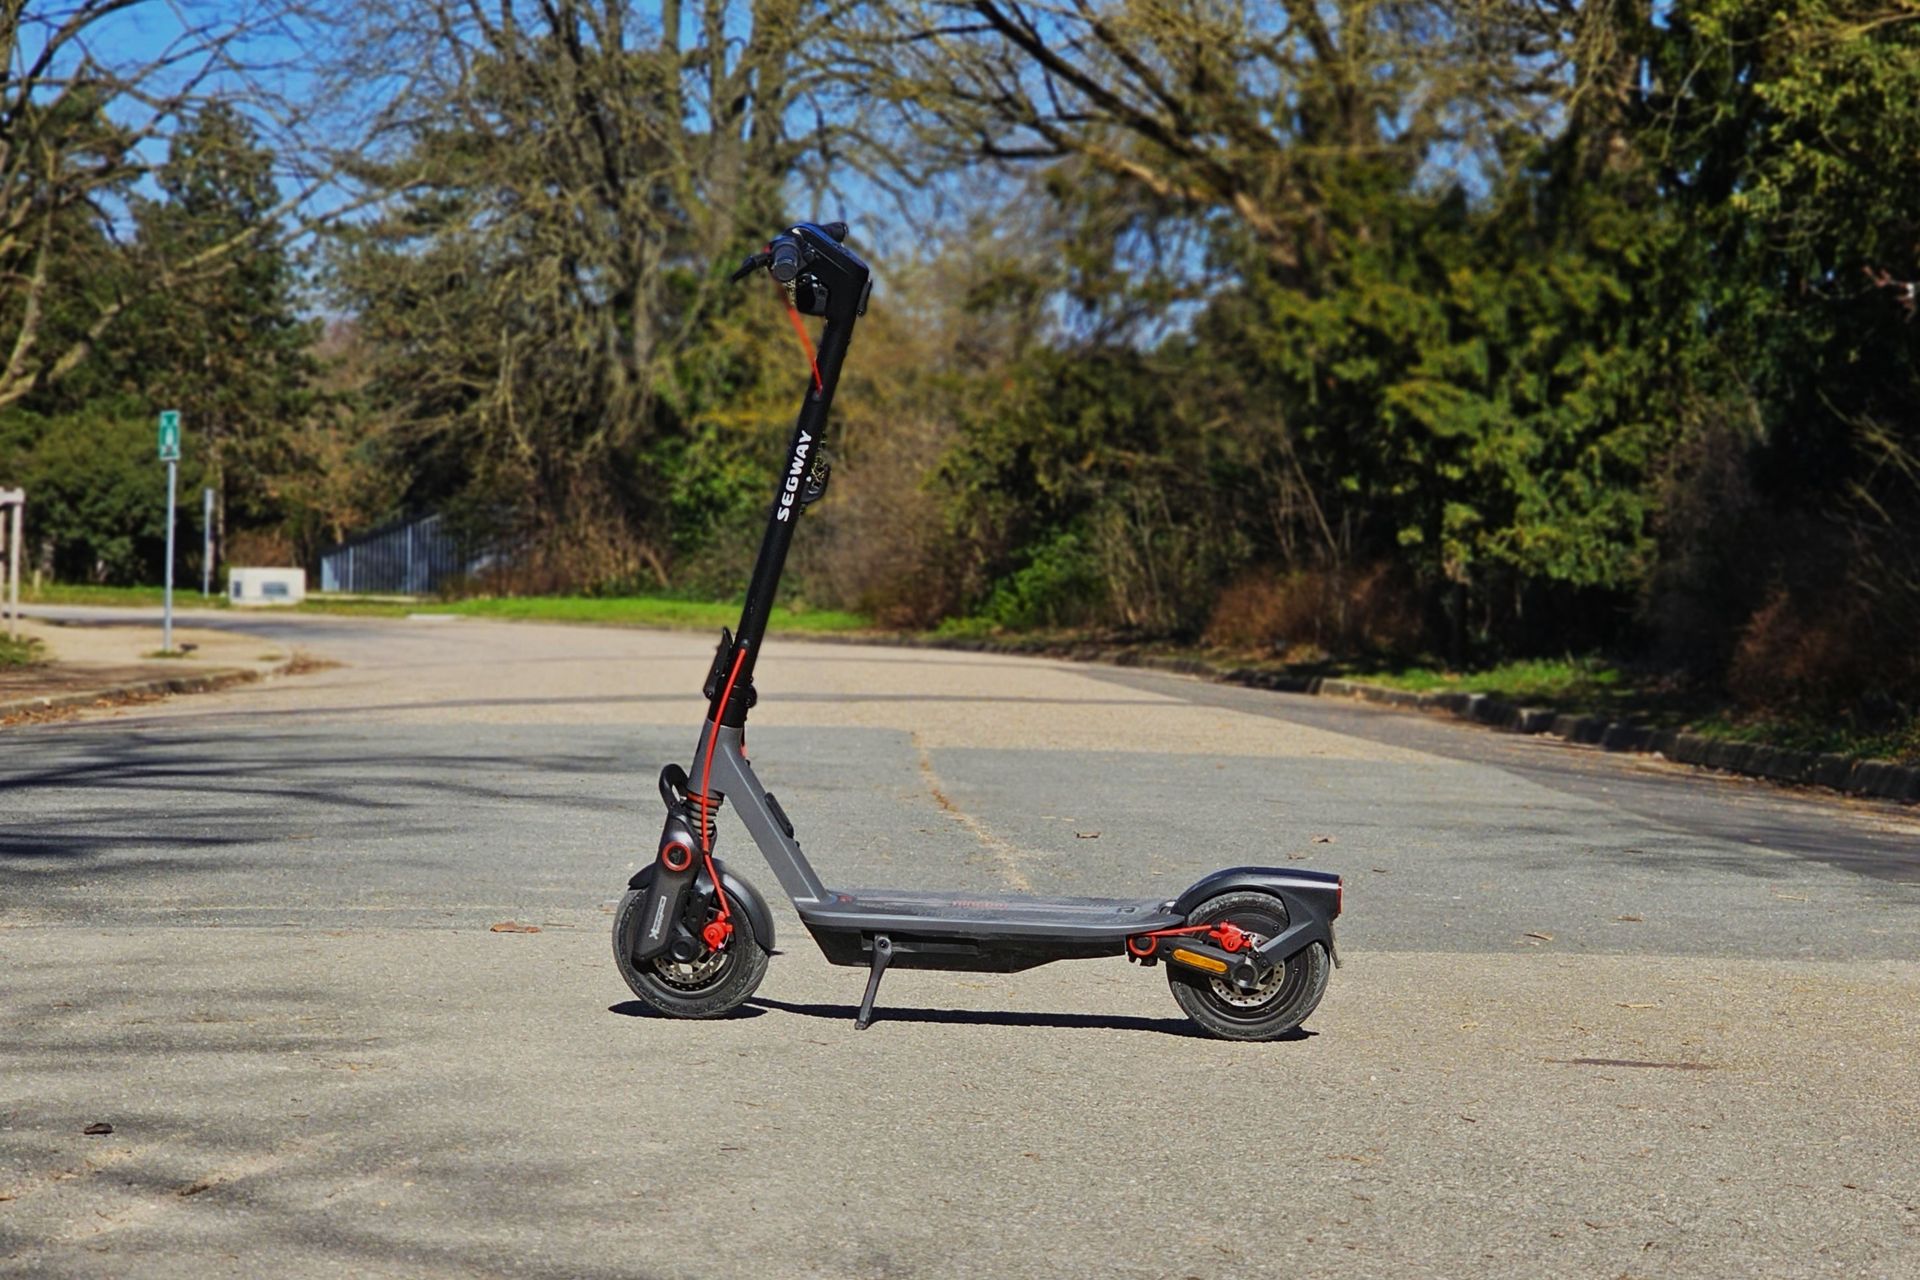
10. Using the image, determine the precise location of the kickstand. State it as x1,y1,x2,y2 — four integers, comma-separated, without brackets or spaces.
854,935,892,1031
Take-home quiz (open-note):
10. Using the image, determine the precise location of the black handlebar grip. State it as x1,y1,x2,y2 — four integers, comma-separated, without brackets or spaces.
769,239,804,283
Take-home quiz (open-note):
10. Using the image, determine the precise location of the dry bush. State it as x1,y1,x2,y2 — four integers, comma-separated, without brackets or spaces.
1089,494,1232,637
795,411,963,627
1727,590,1862,714
1203,563,1426,659
786,263,981,627
1642,405,1767,673
1669,399,1920,718
1728,586,1920,720
224,527,299,568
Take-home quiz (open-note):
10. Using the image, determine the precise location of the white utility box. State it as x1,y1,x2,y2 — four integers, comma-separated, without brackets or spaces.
228,567,307,607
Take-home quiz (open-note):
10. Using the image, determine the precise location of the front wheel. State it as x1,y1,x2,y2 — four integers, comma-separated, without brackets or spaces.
613,888,769,1018
1167,890,1330,1041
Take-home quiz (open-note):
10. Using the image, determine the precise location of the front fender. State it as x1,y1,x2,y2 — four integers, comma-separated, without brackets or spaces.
1169,865,1341,964
626,859,776,953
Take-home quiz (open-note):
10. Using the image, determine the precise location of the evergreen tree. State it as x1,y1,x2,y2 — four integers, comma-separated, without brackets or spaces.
128,103,317,566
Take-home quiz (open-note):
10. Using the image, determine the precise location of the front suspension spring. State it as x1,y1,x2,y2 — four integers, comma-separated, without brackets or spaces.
683,789,722,849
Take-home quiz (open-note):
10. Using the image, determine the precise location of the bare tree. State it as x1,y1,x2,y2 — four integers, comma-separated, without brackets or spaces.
0,0,380,412
855,0,1585,271
329,1,871,585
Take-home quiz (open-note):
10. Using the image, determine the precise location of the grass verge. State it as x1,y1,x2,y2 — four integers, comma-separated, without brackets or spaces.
1359,654,1916,764
1685,712,1920,767
23,583,226,608
302,593,869,634
1353,655,1703,723
22,582,866,634
1,633,43,667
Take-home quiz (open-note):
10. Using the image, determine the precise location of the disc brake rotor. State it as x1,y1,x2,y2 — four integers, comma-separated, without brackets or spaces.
1210,928,1287,1008
653,947,727,990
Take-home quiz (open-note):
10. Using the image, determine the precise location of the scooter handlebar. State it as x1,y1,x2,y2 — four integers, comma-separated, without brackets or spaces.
768,237,804,283
728,223,851,285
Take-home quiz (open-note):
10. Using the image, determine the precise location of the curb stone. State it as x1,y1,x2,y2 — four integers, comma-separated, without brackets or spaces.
1300,677,1918,805
0,659,293,724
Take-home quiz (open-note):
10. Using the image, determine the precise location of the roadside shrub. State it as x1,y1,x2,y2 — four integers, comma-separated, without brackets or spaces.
1203,563,1426,659
979,529,1103,630
0,634,43,667
1727,587,1918,725
224,526,299,569
1087,496,1237,638
793,410,968,629
2,401,209,584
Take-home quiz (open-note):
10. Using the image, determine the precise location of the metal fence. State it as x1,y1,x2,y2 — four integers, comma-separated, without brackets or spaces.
319,514,481,595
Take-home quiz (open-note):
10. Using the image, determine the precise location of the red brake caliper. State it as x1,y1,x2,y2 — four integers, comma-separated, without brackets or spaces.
1125,921,1252,958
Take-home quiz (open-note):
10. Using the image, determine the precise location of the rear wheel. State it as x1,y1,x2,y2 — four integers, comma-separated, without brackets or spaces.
613,888,768,1018
1166,890,1330,1041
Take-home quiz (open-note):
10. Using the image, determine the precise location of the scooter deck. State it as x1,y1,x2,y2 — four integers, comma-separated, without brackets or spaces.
804,888,1182,935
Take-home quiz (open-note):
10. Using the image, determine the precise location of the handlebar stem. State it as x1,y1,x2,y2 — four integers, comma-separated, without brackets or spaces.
712,224,871,727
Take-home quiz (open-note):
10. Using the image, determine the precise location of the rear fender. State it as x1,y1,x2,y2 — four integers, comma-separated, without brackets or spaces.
1168,866,1341,965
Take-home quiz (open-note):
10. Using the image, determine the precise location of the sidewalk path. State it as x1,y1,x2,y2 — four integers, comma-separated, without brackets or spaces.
0,614,288,721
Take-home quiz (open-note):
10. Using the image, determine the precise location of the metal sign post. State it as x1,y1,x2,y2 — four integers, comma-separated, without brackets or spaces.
202,487,214,597
0,488,22,642
158,411,181,652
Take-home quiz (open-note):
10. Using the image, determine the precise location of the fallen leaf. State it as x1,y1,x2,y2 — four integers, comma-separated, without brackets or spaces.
1371,867,1390,874
1615,1002,1659,1009
83,1122,113,1136
489,921,541,934
1524,930,1554,942
1073,831,1101,839
1772,892,1809,902
1312,835,1335,844
1615,914,1643,923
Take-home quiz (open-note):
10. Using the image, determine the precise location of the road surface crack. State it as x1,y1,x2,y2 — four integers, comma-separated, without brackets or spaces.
912,730,1033,891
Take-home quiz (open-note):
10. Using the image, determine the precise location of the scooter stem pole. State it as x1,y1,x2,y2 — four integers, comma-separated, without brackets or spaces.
734,310,851,664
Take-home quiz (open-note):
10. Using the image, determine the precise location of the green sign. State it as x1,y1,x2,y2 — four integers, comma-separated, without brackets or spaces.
157,410,181,462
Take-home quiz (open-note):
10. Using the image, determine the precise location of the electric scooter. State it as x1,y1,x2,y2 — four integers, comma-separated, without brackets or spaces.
612,222,1343,1040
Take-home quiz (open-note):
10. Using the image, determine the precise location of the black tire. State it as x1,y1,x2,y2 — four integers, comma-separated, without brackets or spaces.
612,887,769,1018
1166,890,1330,1041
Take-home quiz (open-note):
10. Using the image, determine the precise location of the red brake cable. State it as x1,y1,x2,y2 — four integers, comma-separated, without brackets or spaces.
695,644,749,937
774,276,823,393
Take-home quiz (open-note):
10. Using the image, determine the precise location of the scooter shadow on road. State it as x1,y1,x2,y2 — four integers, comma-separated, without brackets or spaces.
610,997,1312,1040
608,999,769,1022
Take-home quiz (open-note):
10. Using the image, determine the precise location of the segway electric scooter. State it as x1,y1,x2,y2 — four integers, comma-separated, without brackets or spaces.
612,222,1343,1040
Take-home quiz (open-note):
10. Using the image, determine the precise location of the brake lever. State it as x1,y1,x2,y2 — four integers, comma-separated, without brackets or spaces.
728,251,772,283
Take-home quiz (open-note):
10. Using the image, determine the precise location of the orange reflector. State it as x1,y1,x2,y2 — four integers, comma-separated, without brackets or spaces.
1171,948,1228,974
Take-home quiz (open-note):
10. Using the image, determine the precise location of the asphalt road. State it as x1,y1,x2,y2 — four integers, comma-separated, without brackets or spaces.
3,608,1918,1279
